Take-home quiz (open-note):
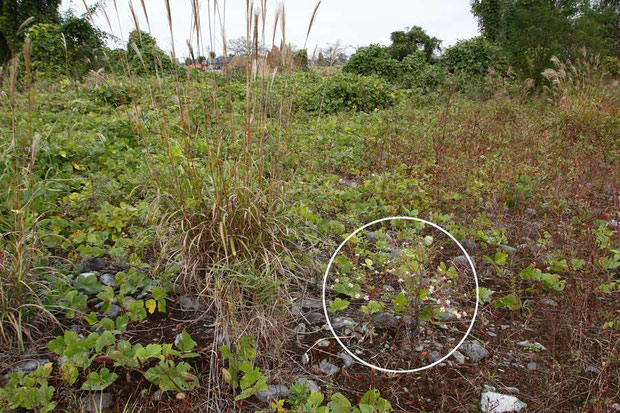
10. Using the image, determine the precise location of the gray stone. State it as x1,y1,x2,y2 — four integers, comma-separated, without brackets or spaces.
500,325,510,330
103,304,121,319
460,342,489,362
294,323,307,334
372,312,398,329
453,255,475,267
256,384,289,402
462,238,479,252
81,257,106,272
539,298,558,307
527,362,537,370
382,284,395,292
480,391,526,413
585,365,601,375
120,296,135,311
366,231,379,242
488,331,497,338
11,359,51,373
452,351,466,364
389,248,403,262
499,245,517,255
304,312,326,325
153,390,162,402
300,298,322,309
608,219,618,228
82,392,113,412
100,273,116,287
296,378,320,392
429,351,441,363
525,208,536,216
178,294,200,311
338,351,354,368
318,359,340,376
330,317,356,331
301,353,310,365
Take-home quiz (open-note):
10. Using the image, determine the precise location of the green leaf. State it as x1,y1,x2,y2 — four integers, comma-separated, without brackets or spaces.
60,361,79,385
151,287,167,300
81,368,118,391
47,336,66,355
493,293,522,311
328,392,353,413
145,299,157,314
175,330,197,352
95,331,116,353
392,293,408,313
328,297,350,313
477,287,495,303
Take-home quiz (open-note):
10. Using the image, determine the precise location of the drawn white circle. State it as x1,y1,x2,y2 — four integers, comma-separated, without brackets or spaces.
321,216,479,374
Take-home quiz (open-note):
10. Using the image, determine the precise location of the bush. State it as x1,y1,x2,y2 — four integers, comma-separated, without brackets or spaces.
442,36,508,76
126,30,175,76
300,73,395,114
398,51,448,91
343,45,399,81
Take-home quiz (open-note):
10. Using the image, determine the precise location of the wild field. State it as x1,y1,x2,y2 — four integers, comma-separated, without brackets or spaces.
0,1,619,412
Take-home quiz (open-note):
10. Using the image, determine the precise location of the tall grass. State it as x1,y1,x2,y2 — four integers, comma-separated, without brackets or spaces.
0,42,58,351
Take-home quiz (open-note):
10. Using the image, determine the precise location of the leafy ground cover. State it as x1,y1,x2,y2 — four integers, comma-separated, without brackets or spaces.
1,3,619,412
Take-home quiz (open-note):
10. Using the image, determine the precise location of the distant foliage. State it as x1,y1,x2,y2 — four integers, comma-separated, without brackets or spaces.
343,45,399,81
388,26,441,62
293,49,309,70
300,73,395,114
442,36,508,76
26,16,104,78
126,30,175,75
398,50,447,91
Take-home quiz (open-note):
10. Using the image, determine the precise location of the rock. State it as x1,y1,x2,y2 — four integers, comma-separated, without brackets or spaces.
301,353,310,365
296,378,320,392
11,359,51,373
500,325,510,330
100,273,116,287
103,304,121,319
153,390,162,402
294,323,307,334
300,298,322,309
608,219,618,228
453,255,475,268
178,294,200,311
488,331,497,338
338,351,354,368
382,284,395,292
318,359,340,376
527,362,537,370
585,365,601,375
452,351,466,364
256,384,289,402
429,351,441,363
372,312,398,329
480,391,526,413
81,257,106,272
525,208,536,216
366,231,379,242
499,245,517,255
462,238,478,252
517,341,547,351
70,324,80,334
82,392,113,412
539,298,557,307
304,312,326,325
460,342,489,362
330,317,355,331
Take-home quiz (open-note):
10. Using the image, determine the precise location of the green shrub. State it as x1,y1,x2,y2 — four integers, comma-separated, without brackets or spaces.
442,36,508,76
126,30,175,76
302,73,395,114
343,45,399,81
398,51,448,91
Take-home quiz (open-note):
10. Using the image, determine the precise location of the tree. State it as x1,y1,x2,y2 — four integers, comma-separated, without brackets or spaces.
442,36,508,76
227,36,266,56
471,0,618,81
388,26,441,62
0,0,62,63
126,30,175,75
343,44,399,80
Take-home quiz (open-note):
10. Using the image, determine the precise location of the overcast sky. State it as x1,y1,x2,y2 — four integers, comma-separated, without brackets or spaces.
60,0,479,58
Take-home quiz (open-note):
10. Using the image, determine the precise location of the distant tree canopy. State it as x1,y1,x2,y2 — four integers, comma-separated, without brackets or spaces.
442,36,508,76
0,0,62,63
471,0,619,80
388,26,441,62
126,30,175,75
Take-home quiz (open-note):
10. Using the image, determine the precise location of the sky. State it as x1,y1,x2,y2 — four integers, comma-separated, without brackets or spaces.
60,0,480,58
